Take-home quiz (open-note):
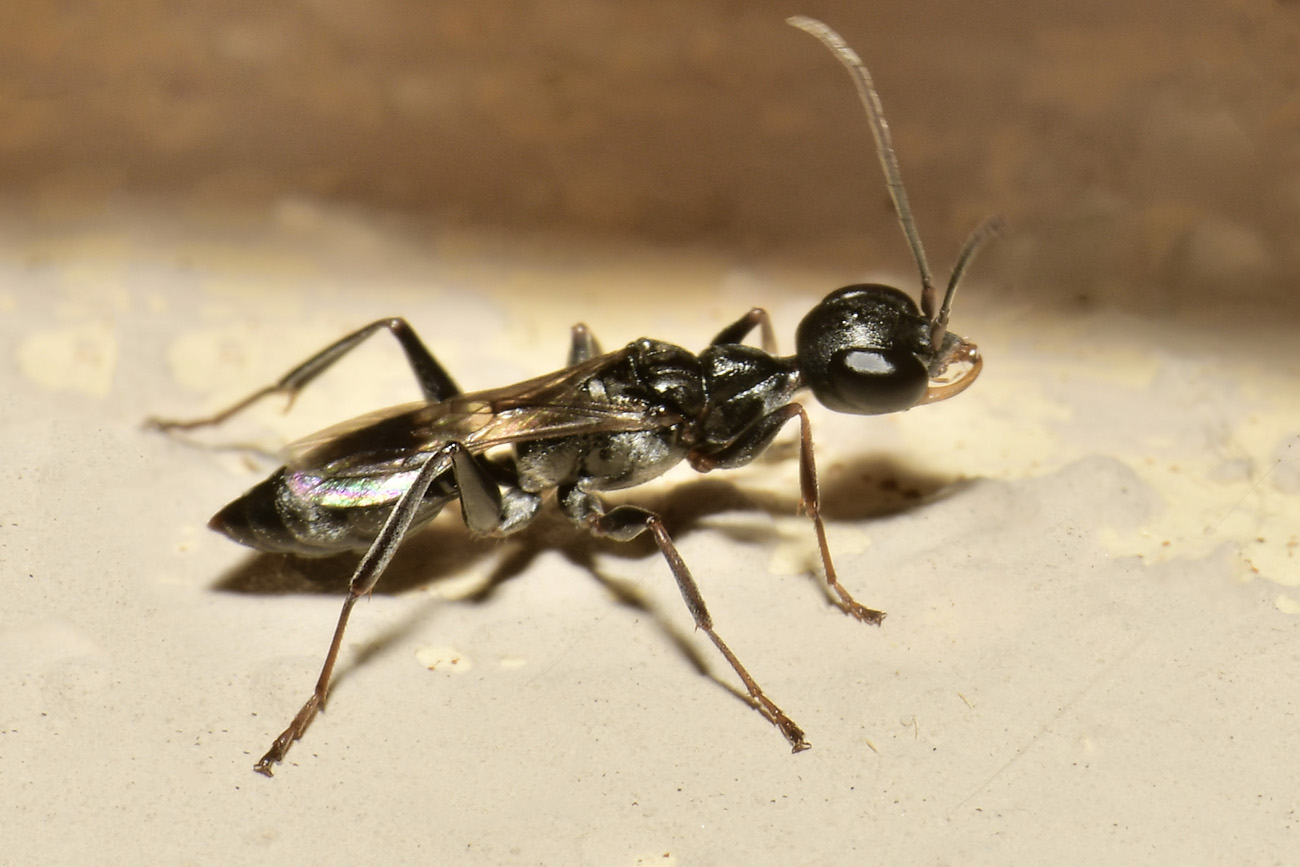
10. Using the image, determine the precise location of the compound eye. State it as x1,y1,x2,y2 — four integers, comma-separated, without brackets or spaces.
825,349,928,414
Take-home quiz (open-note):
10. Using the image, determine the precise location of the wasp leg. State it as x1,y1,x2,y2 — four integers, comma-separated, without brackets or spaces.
148,317,460,432
567,323,603,366
558,484,810,753
689,404,885,625
453,449,542,536
708,307,777,354
254,441,529,776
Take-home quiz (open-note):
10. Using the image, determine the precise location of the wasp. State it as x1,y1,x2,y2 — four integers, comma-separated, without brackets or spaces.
150,16,999,776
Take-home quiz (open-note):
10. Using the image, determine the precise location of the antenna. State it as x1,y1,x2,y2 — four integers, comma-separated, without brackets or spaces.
786,16,936,318
932,215,1002,348
786,16,1002,349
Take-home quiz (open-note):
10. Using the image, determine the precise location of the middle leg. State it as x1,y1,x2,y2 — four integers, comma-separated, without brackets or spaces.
567,323,604,366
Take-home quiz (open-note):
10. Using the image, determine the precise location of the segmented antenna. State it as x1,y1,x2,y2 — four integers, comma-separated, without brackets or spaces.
932,215,1002,349
786,16,936,319
787,16,1002,350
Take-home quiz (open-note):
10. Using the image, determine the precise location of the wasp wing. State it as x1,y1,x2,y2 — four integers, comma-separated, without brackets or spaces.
284,347,682,477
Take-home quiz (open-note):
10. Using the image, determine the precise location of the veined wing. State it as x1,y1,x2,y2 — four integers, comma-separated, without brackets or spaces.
285,347,683,476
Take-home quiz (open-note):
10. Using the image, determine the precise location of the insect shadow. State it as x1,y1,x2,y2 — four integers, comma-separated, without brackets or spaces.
211,451,961,709
211,450,958,599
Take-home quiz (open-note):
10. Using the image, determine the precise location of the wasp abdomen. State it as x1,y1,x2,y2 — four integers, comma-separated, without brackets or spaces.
210,468,451,556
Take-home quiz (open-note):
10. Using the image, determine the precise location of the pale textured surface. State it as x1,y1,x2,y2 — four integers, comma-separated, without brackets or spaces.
1,203,1296,866
3,3,1300,865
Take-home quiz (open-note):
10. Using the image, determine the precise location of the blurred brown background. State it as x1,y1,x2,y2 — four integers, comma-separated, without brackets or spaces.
2,0,1298,315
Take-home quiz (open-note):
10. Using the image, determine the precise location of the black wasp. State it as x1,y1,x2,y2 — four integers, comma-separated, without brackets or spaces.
150,16,999,776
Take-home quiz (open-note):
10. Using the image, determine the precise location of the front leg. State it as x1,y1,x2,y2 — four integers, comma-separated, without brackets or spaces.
558,483,810,752
689,404,885,625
